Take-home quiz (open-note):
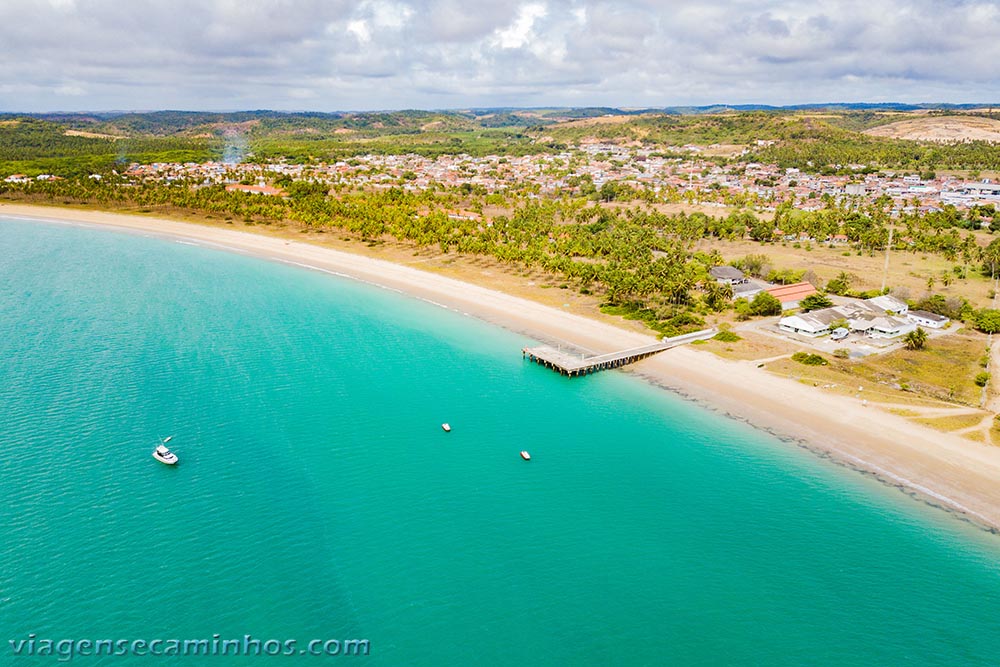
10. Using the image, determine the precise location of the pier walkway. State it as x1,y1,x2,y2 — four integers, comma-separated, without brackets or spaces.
522,329,716,377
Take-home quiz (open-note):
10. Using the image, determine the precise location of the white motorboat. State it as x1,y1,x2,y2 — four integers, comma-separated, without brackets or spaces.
152,436,178,465
442,423,451,432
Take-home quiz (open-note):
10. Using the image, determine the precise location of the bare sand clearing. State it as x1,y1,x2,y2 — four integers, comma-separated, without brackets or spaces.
6,202,1000,531
864,116,1000,143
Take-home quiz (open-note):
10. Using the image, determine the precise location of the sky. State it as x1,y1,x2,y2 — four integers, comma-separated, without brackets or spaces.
1,0,999,112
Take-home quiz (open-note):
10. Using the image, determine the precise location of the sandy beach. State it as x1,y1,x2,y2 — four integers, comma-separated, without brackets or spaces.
6,202,1000,531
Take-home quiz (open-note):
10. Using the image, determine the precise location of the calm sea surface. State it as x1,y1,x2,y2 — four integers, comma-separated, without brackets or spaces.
3,217,1000,666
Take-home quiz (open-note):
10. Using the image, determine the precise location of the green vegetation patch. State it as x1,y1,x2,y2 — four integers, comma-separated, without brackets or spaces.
713,330,742,342
791,351,828,366
849,333,986,405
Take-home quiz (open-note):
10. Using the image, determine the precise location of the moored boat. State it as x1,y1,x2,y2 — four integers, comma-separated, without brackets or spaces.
152,436,178,465
520,450,531,461
442,423,451,432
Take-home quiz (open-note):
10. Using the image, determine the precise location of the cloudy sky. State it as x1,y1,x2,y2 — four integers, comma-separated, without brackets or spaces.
1,0,998,112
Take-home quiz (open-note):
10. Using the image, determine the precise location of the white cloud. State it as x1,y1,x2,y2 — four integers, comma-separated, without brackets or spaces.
0,0,997,111
370,1,412,29
347,19,372,43
494,3,548,49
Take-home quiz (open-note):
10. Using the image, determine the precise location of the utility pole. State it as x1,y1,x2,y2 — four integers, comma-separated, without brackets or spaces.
880,226,894,292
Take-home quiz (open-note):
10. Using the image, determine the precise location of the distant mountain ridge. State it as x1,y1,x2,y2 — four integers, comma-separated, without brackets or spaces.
4,102,997,126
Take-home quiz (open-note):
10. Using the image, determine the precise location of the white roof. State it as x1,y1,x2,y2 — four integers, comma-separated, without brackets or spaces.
867,295,908,313
867,315,911,332
909,309,948,322
779,312,832,332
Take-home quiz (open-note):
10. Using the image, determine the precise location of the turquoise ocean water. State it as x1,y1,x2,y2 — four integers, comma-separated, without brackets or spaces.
3,217,1000,666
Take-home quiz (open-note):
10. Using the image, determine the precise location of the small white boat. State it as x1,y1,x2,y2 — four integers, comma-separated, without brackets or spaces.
520,450,531,461
442,423,451,432
152,436,178,465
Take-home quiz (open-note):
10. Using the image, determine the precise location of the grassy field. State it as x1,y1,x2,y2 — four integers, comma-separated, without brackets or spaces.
849,332,987,405
761,330,986,406
694,330,793,361
697,235,996,310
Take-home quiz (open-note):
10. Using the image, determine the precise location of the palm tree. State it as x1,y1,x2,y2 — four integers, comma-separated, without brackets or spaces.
704,280,734,311
903,327,928,351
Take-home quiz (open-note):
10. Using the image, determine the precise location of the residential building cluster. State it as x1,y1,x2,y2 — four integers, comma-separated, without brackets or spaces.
778,295,949,340
6,142,999,216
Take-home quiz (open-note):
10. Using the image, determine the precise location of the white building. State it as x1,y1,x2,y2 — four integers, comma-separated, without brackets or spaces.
778,310,840,337
854,316,916,339
907,310,950,329
779,295,916,340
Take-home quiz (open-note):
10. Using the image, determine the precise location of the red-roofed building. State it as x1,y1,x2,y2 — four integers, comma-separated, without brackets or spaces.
766,282,818,310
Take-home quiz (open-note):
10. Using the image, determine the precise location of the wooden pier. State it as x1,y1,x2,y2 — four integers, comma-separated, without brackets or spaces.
522,329,716,377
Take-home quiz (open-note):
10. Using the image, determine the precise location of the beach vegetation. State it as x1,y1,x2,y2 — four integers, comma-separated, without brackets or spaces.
599,302,706,338
713,330,741,343
791,352,828,366
848,331,986,405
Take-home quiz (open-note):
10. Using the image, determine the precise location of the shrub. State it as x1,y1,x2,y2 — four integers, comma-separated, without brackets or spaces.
916,294,969,320
833,348,850,359
976,309,1000,334
791,352,828,366
750,292,782,316
975,372,991,388
731,254,770,279
734,298,752,321
826,272,854,295
713,330,741,343
799,294,834,312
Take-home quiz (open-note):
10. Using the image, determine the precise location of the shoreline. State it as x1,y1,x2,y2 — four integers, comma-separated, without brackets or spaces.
6,202,1000,533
